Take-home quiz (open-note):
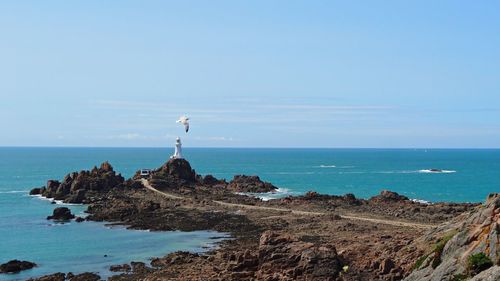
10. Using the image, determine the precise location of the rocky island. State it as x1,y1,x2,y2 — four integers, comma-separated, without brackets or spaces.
25,159,499,281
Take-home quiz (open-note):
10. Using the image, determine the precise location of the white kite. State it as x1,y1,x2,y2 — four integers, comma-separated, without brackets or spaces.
176,115,190,133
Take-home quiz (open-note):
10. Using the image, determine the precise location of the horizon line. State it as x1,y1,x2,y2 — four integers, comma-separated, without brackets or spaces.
1,146,499,150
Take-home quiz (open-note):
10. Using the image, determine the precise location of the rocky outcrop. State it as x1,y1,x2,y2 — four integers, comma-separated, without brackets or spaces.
29,187,44,195
370,190,409,202
201,174,227,187
148,158,199,190
219,231,341,280
47,207,75,221
30,162,124,204
110,263,131,272
227,175,277,193
255,231,341,279
156,159,197,182
67,272,101,281
26,272,101,281
0,260,36,273
470,265,500,281
27,273,66,281
404,193,499,281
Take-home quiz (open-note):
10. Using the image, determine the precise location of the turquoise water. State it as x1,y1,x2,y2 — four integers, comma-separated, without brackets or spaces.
1,148,499,280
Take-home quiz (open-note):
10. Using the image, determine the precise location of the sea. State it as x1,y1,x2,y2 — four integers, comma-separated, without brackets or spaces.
1,147,499,280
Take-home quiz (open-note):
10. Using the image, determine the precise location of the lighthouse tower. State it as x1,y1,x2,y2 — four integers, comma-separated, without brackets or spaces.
171,137,183,159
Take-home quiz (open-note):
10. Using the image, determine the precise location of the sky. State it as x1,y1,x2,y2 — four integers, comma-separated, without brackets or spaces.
0,1,499,148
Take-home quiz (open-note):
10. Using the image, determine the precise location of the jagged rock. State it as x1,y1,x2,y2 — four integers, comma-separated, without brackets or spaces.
151,252,200,268
202,174,226,186
227,175,277,193
305,191,320,198
255,231,341,279
404,193,499,281
68,272,101,281
30,162,124,204
29,187,44,195
470,265,500,281
74,216,85,223
130,261,151,274
110,264,131,272
0,260,36,273
27,273,65,281
157,159,197,182
47,207,75,221
371,190,409,202
343,193,359,205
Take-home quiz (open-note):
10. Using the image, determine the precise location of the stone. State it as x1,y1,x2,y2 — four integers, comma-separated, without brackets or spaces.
27,273,65,281
47,207,75,221
110,264,131,272
227,175,277,193
0,260,36,273
68,272,100,281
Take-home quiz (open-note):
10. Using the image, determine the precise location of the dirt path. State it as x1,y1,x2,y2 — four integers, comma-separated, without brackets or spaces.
141,179,434,229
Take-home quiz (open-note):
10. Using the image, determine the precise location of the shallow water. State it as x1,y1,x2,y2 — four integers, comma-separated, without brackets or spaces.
0,147,499,279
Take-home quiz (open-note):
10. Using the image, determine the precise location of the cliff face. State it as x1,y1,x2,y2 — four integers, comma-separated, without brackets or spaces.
404,193,499,281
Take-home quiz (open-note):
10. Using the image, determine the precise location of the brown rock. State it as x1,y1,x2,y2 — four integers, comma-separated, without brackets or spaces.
68,272,100,281
27,273,65,281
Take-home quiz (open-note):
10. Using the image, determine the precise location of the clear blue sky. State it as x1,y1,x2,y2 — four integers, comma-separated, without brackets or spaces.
1,1,499,148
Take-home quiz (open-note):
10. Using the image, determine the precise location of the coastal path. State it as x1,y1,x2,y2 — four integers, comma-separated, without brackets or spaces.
140,179,435,230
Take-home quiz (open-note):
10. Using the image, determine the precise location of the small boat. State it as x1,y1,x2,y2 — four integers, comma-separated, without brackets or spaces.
429,169,443,173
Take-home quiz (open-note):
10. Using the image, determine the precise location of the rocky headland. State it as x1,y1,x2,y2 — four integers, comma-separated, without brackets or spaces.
23,158,498,281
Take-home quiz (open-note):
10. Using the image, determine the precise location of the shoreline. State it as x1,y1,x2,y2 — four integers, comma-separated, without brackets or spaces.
5,159,496,280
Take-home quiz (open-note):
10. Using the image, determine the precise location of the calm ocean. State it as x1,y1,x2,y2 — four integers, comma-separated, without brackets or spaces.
1,148,499,280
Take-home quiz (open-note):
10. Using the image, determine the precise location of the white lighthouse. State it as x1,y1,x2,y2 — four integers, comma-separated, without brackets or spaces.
171,137,183,159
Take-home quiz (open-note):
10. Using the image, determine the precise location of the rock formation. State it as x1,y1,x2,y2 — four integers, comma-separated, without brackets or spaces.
227,175,278,193
27,273,66,281
149,158,277,193
255,231,341,279
46,207,75,221
404,193,499,281
26,272,101,281
0,260,36,273
30,162,125,204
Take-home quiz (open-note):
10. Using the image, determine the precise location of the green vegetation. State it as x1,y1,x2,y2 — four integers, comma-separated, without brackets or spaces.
451,274,467,281
413,230,458,271
414,254,429,270
431,231,457,269
467,253,493,275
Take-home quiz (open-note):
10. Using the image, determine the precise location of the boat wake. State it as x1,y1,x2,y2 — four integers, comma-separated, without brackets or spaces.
418,169,456,174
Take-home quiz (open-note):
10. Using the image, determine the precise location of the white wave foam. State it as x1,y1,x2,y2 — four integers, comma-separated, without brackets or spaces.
238,187,299,201
0,190,28,194
410,198,432,205
53,200,84,206
418,169,456,174
315,165,336,168
30,194,84,205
